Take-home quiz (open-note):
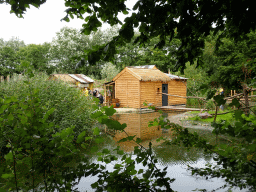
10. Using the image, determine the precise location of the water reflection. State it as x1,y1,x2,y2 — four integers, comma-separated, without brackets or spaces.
9,111,250,191
110,112,179,152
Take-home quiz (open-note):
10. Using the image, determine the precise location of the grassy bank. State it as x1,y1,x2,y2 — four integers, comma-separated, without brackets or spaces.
187,109,234,123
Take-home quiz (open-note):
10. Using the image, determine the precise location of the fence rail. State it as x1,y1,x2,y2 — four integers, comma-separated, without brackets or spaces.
160,88,256,100
0,74,23,82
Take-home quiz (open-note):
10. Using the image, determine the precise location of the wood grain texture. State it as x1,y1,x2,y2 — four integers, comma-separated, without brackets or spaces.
168,80,187,105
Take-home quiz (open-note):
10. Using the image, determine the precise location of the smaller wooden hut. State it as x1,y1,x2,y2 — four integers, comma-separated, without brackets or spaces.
49,74,94,90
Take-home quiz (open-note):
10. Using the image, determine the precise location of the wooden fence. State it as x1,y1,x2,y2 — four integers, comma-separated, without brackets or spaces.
0,74,23,82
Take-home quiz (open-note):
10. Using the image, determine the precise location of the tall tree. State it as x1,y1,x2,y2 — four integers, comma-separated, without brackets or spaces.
0,37,25,76
5,0,255,70
17,43,53,73
49,26,119,78
49,26,90,72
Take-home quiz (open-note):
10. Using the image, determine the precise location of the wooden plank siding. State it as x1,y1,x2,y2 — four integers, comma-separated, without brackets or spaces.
140,82,162,108
115,71,140,108
113,66,188,108
168,80,187,105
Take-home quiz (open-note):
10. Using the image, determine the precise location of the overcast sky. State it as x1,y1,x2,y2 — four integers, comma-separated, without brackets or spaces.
0,0,136,45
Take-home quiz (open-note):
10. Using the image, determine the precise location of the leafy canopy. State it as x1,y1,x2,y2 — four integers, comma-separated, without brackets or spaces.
4,0,256,71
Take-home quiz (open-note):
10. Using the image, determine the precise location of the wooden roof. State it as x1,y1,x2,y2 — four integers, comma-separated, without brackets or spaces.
50,74,94,83
113,67,172,82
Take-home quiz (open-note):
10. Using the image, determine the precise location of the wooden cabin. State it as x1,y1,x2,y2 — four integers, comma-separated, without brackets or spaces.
107,65,187,108
49,74,94,90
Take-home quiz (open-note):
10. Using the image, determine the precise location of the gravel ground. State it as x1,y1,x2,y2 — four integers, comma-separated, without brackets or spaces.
168,112,214,131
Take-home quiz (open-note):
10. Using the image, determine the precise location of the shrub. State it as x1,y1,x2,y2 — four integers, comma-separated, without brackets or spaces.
186,98,203,107
0,72,94,136
205,99,215,110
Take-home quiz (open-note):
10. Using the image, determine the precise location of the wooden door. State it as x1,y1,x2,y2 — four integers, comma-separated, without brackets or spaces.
162,84,168,106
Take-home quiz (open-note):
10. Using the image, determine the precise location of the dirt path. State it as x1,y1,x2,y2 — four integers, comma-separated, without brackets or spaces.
167,112,214,131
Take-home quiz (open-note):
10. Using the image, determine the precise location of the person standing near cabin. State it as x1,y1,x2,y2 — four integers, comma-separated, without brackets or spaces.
93,89,97,97
99,93,104,105
219,88,224,111
84,88,89,96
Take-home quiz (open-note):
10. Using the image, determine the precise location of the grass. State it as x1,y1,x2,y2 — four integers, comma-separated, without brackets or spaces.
187,109,235,123
189,109,231,115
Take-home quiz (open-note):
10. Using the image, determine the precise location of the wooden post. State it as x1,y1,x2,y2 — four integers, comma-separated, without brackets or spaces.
104,84,107,106
6,75,10,82
242,84,249,116
0,76,4,82
231,90,233,96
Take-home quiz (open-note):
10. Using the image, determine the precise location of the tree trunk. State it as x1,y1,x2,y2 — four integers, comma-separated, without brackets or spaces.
242,84,250,116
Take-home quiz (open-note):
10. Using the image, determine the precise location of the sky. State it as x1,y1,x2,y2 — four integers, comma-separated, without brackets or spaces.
0,0,136,45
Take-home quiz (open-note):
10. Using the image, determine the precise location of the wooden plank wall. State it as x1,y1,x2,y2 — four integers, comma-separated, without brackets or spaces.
168,80,187,105
115,71,140,108
140,81,162,108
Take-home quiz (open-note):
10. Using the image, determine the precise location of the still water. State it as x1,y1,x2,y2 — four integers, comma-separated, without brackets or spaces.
75,112,249,192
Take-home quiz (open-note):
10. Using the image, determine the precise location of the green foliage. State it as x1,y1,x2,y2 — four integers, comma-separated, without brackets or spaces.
173,107,256,190
16,43,54,74
202,31,256,91
0,72,94,136
3,1,256,191
186,98,205,108
114,34,181,73
0,38,55,76
188,111,234,123
100,62,120,81
205,100,215,110
0,82,88,191
0,37,26,76
174,62,208,96
50,26,119,78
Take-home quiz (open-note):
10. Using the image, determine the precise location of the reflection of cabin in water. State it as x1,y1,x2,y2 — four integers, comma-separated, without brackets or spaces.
110,112,177,152
49,74,94,90
112,112,162,141
104,65,187,108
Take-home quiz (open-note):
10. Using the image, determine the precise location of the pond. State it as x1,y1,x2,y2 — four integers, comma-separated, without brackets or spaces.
4,111,251,191
74,111,249,192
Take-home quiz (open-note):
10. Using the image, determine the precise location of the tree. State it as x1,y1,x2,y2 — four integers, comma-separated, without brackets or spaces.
0,46,17,76
101,62,120,82
0,37,25,76
49,26,119,78
17,43,55,74
49,26,91,72
4,0,256,70
2,1,256,191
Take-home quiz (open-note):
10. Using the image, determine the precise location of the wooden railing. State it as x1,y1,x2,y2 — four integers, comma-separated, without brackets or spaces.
0,74,23,82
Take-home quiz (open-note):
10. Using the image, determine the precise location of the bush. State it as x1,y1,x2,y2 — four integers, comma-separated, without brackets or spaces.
186,98,204,107
205,99,215,110
0,72,97,191
0,72,94,136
